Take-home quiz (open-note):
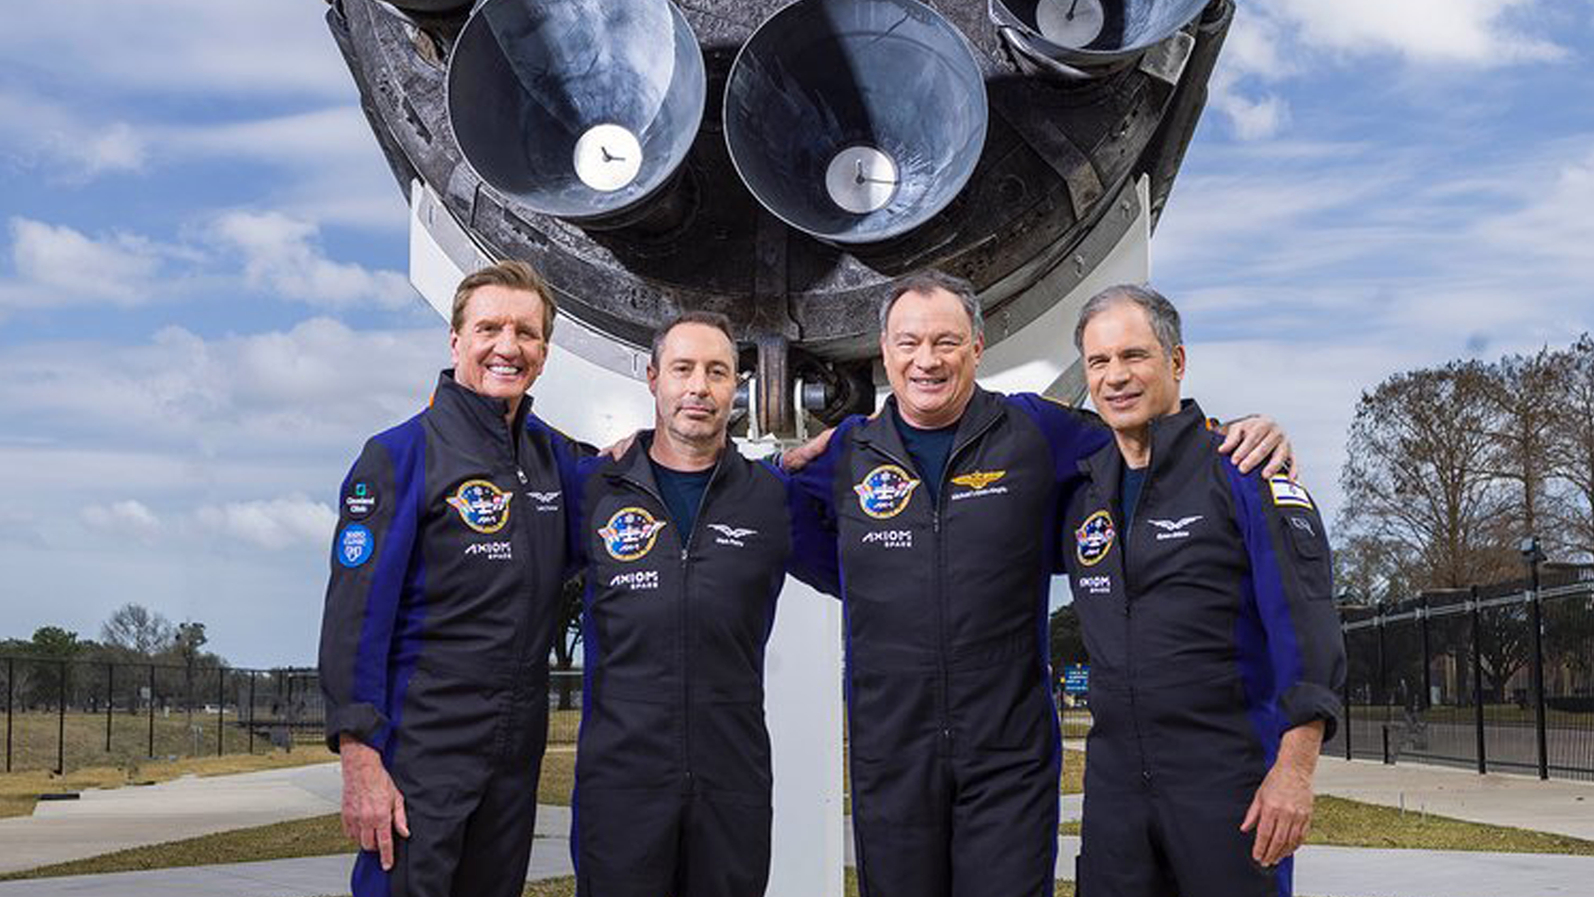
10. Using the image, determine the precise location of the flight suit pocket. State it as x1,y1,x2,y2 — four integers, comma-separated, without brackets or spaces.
1282,513,1333,599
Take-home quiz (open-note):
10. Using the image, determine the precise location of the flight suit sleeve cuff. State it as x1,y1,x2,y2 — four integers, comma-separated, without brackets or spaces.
1280,682,1341,744
325,704,391,754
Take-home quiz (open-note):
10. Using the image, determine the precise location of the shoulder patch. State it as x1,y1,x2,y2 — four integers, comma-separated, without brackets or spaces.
1268,476,1315,510
337,524,374,568
342,480,379,520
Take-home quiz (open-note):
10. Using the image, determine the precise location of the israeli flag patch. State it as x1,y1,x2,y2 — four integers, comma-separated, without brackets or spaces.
1268,477,1315,510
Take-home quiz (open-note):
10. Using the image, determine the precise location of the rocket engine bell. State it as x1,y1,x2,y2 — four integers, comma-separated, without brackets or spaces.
447,0,706,226
328,0,1233,437
724,0,988,245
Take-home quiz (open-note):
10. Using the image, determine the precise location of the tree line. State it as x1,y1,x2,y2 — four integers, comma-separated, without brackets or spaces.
1336,333,1594,602
2,604,221,671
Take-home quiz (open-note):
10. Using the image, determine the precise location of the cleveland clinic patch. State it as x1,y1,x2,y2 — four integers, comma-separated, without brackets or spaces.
446,480,513,533
337,524,374,568
342,480,378,520
599,507,669,561
1075,510,1116,567
854,465,921,519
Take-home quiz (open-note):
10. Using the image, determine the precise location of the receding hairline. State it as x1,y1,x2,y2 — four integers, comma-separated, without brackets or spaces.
1074,283,1183,357
882,285,981,338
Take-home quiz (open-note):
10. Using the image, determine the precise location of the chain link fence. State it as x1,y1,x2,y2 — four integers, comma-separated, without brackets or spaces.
1327,567,1594,781
0,659,585,774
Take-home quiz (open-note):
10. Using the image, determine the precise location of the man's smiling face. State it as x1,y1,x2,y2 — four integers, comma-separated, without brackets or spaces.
1081,300,1184,435
449,283,549,404
880,286,984,429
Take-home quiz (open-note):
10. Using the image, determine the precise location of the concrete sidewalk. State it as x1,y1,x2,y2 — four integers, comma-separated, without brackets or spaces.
0,763,344,876
1314,756,1594,841
4,755,1594,895
3,832,1593,897
1063,740,1594,841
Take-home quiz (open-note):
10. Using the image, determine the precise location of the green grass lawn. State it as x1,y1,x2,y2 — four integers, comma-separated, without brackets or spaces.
0,708,584,779
0,710,304,775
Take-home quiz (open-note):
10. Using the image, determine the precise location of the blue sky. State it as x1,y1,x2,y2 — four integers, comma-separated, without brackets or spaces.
2,1,1592,667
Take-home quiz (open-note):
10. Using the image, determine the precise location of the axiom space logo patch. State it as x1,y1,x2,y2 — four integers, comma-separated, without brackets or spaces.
447,480,513,534
1075,510,1116,567
599,507,668,561
854,465,920,519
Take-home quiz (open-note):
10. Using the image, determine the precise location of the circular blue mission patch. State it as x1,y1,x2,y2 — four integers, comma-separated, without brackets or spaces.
338,524,374,568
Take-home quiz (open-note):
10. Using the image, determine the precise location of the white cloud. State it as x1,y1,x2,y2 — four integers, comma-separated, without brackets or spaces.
0,2,351,101
5,218,169,306
82,500,162,540
209,211,416,309
196,496,336,551
0,317,443,455
1267,0,1564,66
1473,145,1594,280
0,212,412,313
156,107,406,230
0,88,148,181
1210,0,1564,139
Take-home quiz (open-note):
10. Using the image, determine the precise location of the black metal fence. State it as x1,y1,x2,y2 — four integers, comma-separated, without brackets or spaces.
1326,568,1594,781
0,658,585,774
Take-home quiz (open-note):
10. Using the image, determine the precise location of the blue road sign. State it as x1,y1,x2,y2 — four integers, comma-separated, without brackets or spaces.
1062,664,1089,695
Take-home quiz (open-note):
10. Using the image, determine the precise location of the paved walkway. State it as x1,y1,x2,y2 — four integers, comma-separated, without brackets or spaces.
3,756,1594,895
1314,756,1594,841
3,832,1593,897
0,764,343,876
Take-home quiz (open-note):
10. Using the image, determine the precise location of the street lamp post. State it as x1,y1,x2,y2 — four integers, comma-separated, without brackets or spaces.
1521,536,1549,781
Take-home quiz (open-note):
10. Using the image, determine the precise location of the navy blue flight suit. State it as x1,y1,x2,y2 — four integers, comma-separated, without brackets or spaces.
319,371,584,897
565,435,837,897
788,387,1109,897
1061,400,1345,897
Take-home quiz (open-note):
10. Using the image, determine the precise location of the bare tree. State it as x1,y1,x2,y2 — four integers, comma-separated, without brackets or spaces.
1332,533,1420,606
100,603,175,656
1478,348,1566,552
1547,334,1594,561
1339,360,1516,591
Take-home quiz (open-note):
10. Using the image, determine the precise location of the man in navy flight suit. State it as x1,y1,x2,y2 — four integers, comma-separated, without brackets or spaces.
562,311,836,896
319,260,584,897
784,270,1294,897
1062,284,1346,897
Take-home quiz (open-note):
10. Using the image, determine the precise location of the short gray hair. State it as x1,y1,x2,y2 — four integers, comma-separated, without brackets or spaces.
1073,283,1182,356
879,269,984,339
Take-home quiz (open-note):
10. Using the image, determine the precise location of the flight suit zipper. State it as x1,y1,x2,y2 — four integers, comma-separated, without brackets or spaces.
618,455,725,791
870,411,1001,752
1120,467,1153,789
